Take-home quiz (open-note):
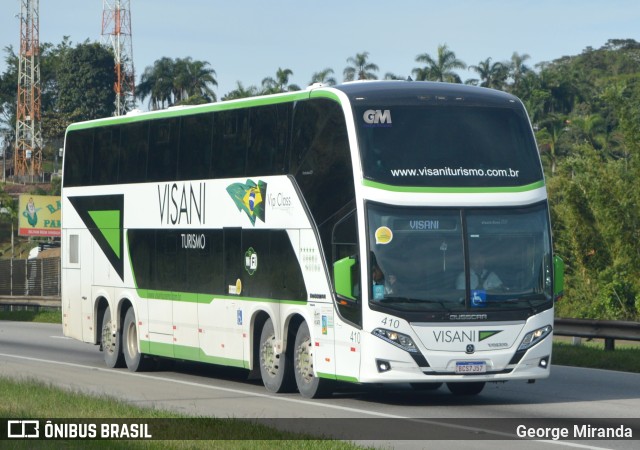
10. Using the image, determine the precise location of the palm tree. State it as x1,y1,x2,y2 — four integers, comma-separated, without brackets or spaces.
469,58,508,89
310,68,336,86
174,57,218,103
222,81,259,100
136,57,218,109
413,44,466,83
509,52,531,92
343,52,379,81
262,68,300,94
136,57,174,110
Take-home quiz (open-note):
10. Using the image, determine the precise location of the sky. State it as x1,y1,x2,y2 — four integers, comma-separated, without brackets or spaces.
1,0,640,107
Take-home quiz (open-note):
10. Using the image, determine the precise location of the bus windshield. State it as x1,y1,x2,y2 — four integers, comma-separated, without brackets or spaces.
356,104,543,187
367,203,553,312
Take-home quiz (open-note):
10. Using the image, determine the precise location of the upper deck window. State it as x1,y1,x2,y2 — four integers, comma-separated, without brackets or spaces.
355,104,543,188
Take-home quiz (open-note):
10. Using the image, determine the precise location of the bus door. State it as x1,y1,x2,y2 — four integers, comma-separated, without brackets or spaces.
62,229,93,342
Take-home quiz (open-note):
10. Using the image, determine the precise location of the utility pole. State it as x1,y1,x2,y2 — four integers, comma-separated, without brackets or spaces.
102,0,136,116
15,0,42,180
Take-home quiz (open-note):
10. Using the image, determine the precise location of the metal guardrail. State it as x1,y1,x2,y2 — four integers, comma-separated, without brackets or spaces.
0,295,62,310
554,317,640,350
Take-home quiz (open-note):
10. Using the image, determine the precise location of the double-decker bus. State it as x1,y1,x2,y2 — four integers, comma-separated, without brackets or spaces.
61,81,563,398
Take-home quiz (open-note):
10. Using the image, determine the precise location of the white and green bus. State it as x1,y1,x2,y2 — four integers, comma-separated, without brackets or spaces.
61,81,563,398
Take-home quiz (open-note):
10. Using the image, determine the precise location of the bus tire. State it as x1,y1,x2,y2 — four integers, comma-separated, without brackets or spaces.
101,305,125,368
122,307,152,372
446,381,485,395
259,318,295,393
293,321,333,398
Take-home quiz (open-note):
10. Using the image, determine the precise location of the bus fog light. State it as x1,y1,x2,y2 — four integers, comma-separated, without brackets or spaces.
372,328,419,353
539,356,549,368
376,359,392,372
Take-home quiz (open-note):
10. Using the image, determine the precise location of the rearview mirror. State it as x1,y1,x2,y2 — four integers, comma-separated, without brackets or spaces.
334,255,358,303
553,255,564,300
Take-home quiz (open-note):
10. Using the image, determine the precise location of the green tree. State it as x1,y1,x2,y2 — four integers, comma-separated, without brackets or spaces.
343,52,379,81
136,57,177,110
56,41,115,120
310,68,336,86
413,44,466,83
173,57,217,103
261,68,300,94
222,81,259,100
468,57,508,89
508,52,531,92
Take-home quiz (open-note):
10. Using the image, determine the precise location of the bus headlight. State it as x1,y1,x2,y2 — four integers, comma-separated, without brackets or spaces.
372,328,419,353
518,325,552,351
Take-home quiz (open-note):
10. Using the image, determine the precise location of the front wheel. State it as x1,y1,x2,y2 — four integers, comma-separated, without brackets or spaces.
293,321,333,398
122,307,152,372
259,318,295,393
446,381,485,395
101,305,124,368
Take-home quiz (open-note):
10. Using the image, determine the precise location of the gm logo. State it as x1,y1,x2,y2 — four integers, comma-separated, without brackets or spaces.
363,109,392,126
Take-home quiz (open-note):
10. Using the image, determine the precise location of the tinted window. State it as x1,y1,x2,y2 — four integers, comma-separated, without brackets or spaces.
118,122,149,183
148,118,180,182
356,105,542,187
92,128,120,185
246,104,289,176
178,113,214,181
292,98,355,264
212,110,247,178
63,129,94,187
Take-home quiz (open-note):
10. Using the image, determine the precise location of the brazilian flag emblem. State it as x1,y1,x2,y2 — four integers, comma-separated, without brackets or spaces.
226,179,267,226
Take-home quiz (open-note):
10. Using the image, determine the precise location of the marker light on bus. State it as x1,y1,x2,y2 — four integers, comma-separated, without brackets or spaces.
372,328,419,353
517,325,552,352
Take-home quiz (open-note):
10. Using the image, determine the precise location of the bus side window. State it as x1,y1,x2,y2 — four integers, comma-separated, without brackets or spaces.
64,129,94,187
212,110,247,179
246,105,287,176
178,113,214,181
93,128,119,185
332,210,361,326
148,118,180,182
119,122,149,184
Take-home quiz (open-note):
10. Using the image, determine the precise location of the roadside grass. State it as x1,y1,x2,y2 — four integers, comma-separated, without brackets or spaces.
0,377,368,449
552,338,640,373
0,308,61,323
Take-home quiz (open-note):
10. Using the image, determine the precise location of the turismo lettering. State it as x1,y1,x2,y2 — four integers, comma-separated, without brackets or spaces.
181,233,206,249
157,182,205,225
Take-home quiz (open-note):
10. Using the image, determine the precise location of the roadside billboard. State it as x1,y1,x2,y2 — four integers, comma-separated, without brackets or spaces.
18,195,61,237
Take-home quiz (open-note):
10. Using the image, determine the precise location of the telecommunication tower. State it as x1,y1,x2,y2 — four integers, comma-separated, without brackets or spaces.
15,0,42,179
102,0,135,115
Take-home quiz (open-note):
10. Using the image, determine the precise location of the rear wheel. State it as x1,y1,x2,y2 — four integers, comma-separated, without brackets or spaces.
259,318,295,393
293,321,333,398
122,307,152,372
101,305,124,368
446,381,485,395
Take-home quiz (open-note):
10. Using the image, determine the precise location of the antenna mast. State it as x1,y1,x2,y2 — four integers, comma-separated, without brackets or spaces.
15,0,42,180
102,0,135,115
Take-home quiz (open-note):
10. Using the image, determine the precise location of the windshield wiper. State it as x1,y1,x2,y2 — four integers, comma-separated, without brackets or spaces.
379,296,452,309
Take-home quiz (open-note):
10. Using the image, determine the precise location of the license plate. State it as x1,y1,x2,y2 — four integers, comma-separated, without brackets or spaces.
455,361,486,374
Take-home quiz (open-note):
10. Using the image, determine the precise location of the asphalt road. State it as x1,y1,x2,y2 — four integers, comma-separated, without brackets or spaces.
1,321,639,449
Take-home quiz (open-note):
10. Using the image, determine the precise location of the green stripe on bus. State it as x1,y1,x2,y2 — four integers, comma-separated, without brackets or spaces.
66,91,313,131
362,179,546,193
142,340,247,368
316,372,359,383
136,289,306,305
